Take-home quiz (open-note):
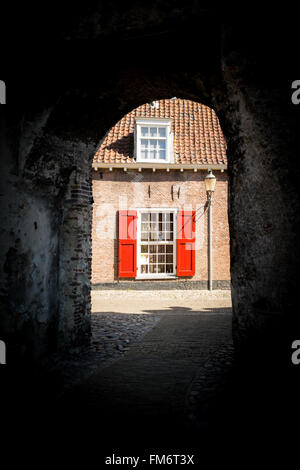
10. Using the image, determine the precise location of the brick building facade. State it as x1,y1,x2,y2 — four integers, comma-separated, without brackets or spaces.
91,98,230,288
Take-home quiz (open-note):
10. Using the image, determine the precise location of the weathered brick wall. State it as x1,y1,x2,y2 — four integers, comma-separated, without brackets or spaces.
57,147,93,350
91,169,230,285
0,119,94,361
216,35,300,350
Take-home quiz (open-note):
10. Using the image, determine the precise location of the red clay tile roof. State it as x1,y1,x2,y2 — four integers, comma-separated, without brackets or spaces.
93,98,227,165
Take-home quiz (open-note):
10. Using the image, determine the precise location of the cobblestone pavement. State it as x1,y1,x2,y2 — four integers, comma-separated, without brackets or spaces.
45,289,232,398
185,341,236,432
54,289,233,445
44,312,161,397
11,289,297,460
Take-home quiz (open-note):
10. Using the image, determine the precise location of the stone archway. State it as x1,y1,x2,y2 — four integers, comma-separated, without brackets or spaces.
1,19,299,365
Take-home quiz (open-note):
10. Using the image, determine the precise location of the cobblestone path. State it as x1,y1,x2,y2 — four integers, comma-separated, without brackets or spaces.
58,291,233,447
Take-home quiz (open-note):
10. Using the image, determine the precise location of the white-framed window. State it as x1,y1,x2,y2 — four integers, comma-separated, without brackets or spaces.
135,118,173,163
136,208,177,279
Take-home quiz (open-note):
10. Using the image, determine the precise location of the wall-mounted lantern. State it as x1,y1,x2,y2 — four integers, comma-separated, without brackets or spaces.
204,170,216,205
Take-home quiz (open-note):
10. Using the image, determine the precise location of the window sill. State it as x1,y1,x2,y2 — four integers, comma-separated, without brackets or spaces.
136,274,177,280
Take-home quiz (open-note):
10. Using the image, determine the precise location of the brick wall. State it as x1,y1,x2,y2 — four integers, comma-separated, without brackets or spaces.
91,169,230,286
56,144,94,350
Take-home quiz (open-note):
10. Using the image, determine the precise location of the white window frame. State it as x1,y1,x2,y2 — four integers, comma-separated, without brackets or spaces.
135,118,173,164
136,208,177,280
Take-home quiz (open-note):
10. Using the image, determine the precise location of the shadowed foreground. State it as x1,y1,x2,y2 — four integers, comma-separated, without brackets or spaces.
2,300,299,465
60,307,232,442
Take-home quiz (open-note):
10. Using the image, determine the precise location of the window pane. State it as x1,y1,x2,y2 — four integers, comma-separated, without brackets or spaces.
149,150,157,159
149,139,157,149
150,232,158,241
141,139,148,148
158,255,165,263
166,245,173,253
158,140,166,149
149,254,157,263
166,264,173,273
159,150,166,160
141,232,148,241
141,127,148,136
150,221,158,231
166,254,173,263
141,265,148,274
158,265,165,273
141,245,148,253
141,213,149,221
150,127,157,137
158,232,164,241
158,217,163,235
158,128,166,137
158,245,165,254
150,213,158,222
141,150,148,159
150,245,157,253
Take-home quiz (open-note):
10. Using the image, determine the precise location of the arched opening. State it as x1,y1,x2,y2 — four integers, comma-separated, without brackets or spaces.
2,60,297,370
82,99,233,434
91,97,230,290
46,69,232,357
1,12,300,450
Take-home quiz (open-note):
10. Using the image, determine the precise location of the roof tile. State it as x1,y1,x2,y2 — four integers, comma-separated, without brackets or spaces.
93,98,227,165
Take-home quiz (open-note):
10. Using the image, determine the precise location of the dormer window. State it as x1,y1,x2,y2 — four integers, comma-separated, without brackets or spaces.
135,118,173,163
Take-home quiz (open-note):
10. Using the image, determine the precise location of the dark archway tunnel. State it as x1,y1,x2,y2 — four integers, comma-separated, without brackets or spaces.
1,3,300,452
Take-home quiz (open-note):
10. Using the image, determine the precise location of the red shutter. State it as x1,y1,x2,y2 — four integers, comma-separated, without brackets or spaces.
118,210,137,278
177,210,195,276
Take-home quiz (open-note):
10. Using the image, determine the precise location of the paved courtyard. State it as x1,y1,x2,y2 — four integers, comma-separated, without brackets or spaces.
54,289,234,446
91,289,232,314
18,288,294,457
